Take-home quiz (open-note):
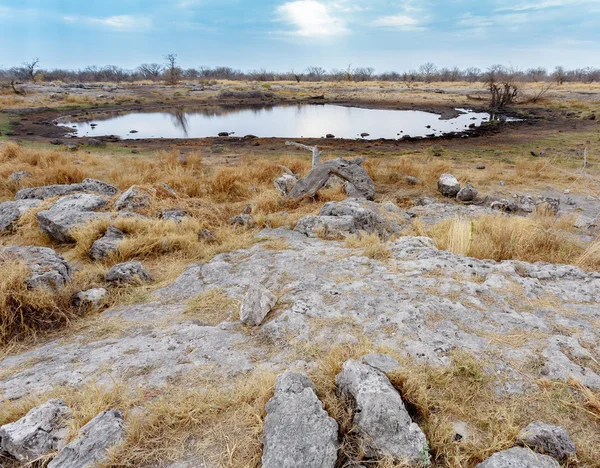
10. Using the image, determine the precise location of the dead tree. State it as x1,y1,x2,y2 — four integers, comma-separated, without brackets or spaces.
10,80,25,95
285,141,322,168
22,58,39,82
486,65,519,109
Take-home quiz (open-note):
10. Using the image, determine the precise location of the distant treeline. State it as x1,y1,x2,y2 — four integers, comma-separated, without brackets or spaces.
1,60,599,84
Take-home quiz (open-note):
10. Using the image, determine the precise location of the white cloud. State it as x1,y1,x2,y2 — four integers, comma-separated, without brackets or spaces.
371,14,419,29
496,0,596,11
63,15,152,31
276,1,348,37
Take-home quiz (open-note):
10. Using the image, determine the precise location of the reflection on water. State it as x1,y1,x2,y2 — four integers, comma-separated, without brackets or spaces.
58,104,502,140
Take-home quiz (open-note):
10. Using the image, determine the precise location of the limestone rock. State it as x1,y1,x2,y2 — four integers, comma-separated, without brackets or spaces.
457,183,478,202
115,186,152,211
228,214,256,228
72,288,108,308
0,199,41,233
159,209,189,223
335,359,430,464
319,199,407,236
406,176,419,185
89,226,125,260
48,410,125,468
294,215,356,238
517,421,576,461
16,178,118,200
274,174,298,197
438,174,460,198
360,353,402,374
0,399,71,462
476,447,560,468
262,371,338,468
240,284,277,326
197,228,217,242
0,246,73,289
37,194,110,243
9,171,31,183
106,261,152,284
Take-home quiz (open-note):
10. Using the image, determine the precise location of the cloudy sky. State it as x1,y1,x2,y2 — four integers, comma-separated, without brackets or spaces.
1,0,598,72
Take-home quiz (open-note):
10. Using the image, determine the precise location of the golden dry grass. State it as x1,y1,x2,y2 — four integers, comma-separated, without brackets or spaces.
345,232,392,260
184,288,240,325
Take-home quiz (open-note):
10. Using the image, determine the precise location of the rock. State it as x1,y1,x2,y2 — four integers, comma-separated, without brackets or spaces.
360,132,370,138
457,182,478,202
491,199,518,212
72,288,108,308
50,139,63,145
335,360,429,464
218,132,230,137
360,353,402,374
438,174,461,198
325,133,335,139
274,174,298,197
16,178,118,200
294,215,356,238
476,447,559,468
476,164,486,170
406,176,419,185
0,199,41,233
0,246,73,289
517,421,576,461
0,399,71,462
8,171,31,183
48,410,125,468
106,261,152,285
115,186,152,211
287,158,375,201
319,199,407,236
228,214,256,228
86,138,106,148
89,226,125,260
159,209,189,223
240,285,277,326
37,194,110,243
197,228,217,242
262,371,338,468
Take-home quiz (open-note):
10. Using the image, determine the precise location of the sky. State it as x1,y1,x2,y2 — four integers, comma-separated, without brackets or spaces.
0,0,599,72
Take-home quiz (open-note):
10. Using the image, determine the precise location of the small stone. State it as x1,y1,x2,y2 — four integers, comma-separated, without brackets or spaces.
197,228,217,243
115,186,152,211
89,226,125,260
326,133,335,138
476,164,486,170
86,138,106,148
159,209,189,223
228,214,256,228
0,399,72,462
72,288,108,308
438,174,460,198
9,171,31,183
406,176,419,185
457,182,478,202
106,261,152,285
517,421,576,461
240,284,277,326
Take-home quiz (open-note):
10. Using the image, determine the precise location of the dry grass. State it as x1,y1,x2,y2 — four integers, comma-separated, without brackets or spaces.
184,288,240,325
346,232,392,260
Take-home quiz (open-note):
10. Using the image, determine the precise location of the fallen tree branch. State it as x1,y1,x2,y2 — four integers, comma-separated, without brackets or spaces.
285,141,322,168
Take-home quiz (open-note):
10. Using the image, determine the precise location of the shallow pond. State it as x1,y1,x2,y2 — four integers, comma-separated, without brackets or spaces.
58,104,503,140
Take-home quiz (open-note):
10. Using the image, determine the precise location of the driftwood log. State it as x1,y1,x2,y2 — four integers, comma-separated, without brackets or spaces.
285,141,322,168
287,157,375,201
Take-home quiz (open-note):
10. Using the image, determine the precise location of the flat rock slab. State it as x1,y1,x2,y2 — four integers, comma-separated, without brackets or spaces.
48,410,124,468
262,371,338,468
16,178,118,200
0,399,71,461
0,199,41,233
476,447,560,468
0,246,73,289
294,215,356,238
336,359,429,464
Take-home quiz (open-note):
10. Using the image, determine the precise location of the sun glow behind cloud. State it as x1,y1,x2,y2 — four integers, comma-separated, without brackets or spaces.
276,0,348,37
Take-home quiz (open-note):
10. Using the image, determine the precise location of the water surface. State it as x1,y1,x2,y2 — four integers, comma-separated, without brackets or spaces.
59,104,497,140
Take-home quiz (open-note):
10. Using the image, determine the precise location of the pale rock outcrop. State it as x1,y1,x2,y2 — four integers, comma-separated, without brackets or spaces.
89,226,125,260
319,199,408,236
47,410,125,468
0,199,41,233
239,284,277,326
336,359,429,464
476,447,560,468
106,261,152,284
115,186,152,211
0,399,72,462
16,178,118,200
294,215,356,238
0,246,73,289
8,171,31,183
262,371,338,468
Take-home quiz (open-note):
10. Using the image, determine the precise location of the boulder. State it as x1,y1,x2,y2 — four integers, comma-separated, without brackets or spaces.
240,285,277,326
457,182,478,202
16,178,118,200
0,399,72,462
8,171,31,183
89,226,125,260
476,447,560,468
0,246,73,289
517,421,576,461
228,214,256,228
37,194,110,243
72,288,108,308
438,174,460,198
106,261,152,284
115,186,152,211
159,209,189,223
287,158,375,201
0,199,41,233
262,372,338,468
47,410,125,468
319,199,407,236
335,360,429,464
294,215,356,238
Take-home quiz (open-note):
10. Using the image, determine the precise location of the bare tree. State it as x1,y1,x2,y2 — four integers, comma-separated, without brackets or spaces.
22,58,40,82
553,66,567,85
290,69,303,83
486,65,519,109
164,53,181,85
419,62,437,83
138,63,163,81
305,66,327,81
